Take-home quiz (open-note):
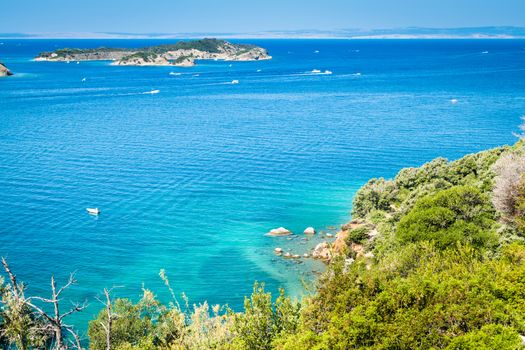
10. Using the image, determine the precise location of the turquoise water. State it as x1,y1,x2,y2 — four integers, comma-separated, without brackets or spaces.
0,39,524,332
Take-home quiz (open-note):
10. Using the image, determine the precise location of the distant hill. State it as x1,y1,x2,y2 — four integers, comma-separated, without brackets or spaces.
2,27,525,39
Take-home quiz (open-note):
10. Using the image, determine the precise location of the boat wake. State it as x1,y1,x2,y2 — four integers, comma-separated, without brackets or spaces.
143,89,160,95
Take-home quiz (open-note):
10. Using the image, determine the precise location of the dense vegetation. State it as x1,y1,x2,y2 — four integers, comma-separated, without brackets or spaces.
2,138,525,349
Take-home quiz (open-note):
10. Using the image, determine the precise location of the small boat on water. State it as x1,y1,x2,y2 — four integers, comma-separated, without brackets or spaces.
231,80,239,84
143,89,160,95
324,70,333,75
87,208,100,215
311,69,322,74
169,72,181,76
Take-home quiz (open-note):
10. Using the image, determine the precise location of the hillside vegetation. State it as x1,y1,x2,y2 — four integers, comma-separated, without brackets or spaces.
1,139,525,349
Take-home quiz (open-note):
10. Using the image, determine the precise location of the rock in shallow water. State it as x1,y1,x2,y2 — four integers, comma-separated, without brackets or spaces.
267,227,292,236
303,227,316,235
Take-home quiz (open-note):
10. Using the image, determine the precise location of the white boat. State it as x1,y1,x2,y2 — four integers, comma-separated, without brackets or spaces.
256,69,262,72
324,70,333,75
145,89,160,95
231,80,239,84
81,78,87,82
314,50,320,53
450,99,459,104
87,208,100,215
311,69,322,74
353,72,362,76
193,74,200,77
169,72,181,76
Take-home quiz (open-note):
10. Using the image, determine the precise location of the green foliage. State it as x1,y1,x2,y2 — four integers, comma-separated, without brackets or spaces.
346,226,370,244
88,291,158,350
352,178,398,218
276,243,525,349
121,51,159,62
0,275,51,349
232,283,300,350
444,325,524,350
397,185,497,249
352,147,506,222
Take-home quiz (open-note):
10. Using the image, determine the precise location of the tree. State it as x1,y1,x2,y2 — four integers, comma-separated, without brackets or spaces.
27,273,86,349
0,258,52,349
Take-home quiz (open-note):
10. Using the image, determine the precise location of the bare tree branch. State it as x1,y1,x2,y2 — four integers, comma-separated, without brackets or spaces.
27,274,87,349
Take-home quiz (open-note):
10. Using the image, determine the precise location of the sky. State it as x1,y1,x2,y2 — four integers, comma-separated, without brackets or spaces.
1,0,525,34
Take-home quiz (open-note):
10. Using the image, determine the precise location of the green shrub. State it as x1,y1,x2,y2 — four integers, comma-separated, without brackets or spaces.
444,324,524,350
396,186,497,249
352,178,397,218
346,226,370,244
275,243,525,349
232,283,300,350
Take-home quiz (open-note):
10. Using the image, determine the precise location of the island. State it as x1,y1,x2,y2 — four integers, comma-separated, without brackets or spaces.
0,62,13,76
34,38,271,67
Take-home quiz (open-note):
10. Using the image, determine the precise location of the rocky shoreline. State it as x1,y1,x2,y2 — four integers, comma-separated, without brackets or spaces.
0,62,13,77
34,38,271,67
267,218,377,268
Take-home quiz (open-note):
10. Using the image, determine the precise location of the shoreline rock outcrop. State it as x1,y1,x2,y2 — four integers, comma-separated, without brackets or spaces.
0,63,13,77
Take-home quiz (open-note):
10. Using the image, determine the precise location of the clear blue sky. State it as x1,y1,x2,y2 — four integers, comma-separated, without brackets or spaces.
2,0,525,34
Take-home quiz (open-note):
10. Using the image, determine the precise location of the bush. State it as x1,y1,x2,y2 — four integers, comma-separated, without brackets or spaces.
232,283,300,350
88,291,159,350
396,186,497,249
444,324,524,350
275,243,525,349
352,178,397,218
346,226,370,244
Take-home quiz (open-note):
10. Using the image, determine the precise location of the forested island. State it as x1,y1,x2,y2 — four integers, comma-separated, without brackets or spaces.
34,38,271,67
2,133,525,349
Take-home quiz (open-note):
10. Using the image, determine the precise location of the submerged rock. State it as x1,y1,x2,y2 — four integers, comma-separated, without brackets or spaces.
267,227,292,236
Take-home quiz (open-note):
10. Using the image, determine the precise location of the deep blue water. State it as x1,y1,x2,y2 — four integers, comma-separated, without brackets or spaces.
0,39,524,333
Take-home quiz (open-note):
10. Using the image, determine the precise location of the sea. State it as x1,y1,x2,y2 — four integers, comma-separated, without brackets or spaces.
0,39,524,333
